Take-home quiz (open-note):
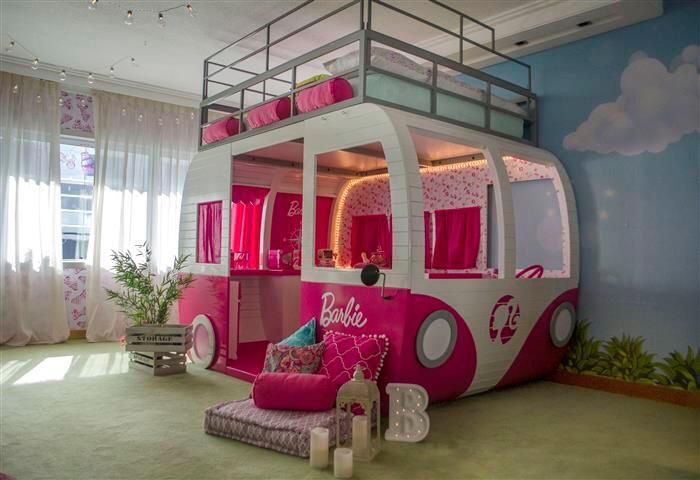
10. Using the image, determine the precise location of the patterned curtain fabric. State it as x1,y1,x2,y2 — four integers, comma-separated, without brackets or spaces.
0,72,68,345
85,91,197,341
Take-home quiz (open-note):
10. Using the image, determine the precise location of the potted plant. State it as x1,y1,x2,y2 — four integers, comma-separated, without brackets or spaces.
105,243,195,375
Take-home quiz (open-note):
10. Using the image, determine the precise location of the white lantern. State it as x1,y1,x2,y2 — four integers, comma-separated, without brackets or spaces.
335,365,381,462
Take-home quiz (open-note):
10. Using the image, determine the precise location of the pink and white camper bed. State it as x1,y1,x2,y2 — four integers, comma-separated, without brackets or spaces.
179,0,579,404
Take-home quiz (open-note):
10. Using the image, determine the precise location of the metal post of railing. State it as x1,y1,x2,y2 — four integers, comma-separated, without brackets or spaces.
239,89,246,133
290,66,297,118
492,30,495,50
430,61,437,114
485,82,491,130
264,25,271,99
367,0,372,30
202,60,209,99
360,0,365,29
459,16,463,64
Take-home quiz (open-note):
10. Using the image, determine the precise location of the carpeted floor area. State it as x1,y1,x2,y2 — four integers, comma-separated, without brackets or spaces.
1,341,698,480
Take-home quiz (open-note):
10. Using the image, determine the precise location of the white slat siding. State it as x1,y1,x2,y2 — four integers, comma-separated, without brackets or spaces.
179,143,232,276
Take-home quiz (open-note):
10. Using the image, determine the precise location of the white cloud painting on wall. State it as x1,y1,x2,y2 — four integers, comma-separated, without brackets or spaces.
564,44,699,156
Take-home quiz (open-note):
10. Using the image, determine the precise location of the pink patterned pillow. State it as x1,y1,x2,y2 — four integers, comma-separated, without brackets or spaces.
319,332,389,389
263,342,324,374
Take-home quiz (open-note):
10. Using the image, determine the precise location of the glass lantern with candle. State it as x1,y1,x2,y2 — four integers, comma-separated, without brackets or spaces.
335,365,381,462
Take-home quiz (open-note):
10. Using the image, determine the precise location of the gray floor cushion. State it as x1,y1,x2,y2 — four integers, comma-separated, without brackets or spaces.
204,399,349,457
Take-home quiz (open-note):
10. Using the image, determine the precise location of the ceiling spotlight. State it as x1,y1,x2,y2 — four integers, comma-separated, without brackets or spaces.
87,72,95,84
124,10,134,25
130,57,136,64
186,4,196,17
109,66,115,78
31,58,39,70
88,0,98,10
5,40,15,53
157,12,166,27
59,70,67,81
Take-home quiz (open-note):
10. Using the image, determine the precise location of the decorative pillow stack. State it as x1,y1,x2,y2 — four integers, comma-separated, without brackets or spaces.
319,331,389,389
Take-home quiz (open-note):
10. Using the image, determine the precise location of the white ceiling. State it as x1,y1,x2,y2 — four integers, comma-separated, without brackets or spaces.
0,0,662,105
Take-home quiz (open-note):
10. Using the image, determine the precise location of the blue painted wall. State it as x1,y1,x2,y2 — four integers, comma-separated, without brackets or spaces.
485,0,699,354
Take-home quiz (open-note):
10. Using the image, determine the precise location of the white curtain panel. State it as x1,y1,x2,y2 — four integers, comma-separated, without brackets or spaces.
86,91,197,342
0,72,69,345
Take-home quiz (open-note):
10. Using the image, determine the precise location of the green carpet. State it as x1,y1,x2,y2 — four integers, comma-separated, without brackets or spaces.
1,341,698,480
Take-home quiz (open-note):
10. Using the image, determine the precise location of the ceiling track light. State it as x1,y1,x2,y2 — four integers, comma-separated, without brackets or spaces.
5,40,15,53
109,66,115,78
31,58,39,70
87,72,95,84
186,4,196,17
157,12,166,27
124,10,134,25
88,0,98,10
59,70,67,81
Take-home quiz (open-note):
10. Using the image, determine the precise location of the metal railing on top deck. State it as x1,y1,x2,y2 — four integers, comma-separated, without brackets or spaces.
199,0,536,149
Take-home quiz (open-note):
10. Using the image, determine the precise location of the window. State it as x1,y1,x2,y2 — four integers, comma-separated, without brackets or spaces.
59,138,95,262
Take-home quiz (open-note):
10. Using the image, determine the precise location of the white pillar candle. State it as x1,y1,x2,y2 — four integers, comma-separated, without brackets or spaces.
351,415,369,455
309,427,329,469
334,448,353,478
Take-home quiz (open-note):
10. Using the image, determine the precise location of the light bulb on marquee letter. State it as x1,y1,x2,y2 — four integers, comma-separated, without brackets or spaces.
385,383,430,442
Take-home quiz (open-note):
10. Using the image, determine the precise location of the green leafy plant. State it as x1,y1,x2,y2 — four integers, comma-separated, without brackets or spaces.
105,243,195,326
657,346,700,391
561,319,603,374
595,334,661,383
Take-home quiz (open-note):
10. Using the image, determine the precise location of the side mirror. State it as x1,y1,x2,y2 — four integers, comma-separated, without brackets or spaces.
360,264,381,286
360,264,390,299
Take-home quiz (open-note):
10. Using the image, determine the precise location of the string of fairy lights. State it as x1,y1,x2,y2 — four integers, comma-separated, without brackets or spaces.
3,1,196,85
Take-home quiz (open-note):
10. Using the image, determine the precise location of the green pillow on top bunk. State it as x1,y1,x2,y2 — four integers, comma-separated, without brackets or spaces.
278,318,317,347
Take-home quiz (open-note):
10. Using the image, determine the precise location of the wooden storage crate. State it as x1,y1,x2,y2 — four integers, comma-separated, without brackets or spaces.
125,324,192,376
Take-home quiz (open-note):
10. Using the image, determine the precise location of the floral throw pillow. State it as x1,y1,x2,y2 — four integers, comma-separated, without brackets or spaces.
319,331,389,389
263,342,324,374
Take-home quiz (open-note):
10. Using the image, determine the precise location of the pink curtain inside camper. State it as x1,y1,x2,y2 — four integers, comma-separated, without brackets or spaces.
351,214,392,268
432,207,480,269
315,196,334,252
197,201,223,264
231,186,269,270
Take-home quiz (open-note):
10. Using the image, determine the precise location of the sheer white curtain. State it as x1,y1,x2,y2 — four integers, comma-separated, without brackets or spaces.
0,72,68,345
86,91,197,342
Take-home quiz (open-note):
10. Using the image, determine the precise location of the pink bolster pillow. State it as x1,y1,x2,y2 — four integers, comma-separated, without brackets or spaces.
202,116,239,144
252,372,336,411
247,97,291,129
295,78,353,114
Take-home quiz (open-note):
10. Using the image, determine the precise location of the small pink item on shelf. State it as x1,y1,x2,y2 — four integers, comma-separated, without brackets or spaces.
252,372,336,411
263,342,324,374
268,249,282,269
202,116,240,144
247,97,291,129
319,331,389,390
295,78,353,114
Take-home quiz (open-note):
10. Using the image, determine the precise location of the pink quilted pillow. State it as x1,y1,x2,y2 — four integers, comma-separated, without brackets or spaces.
295,78,353,114
202,116,239,144
252,372,336,411
319,332,389,389
263,342,324,374
247,97,291,129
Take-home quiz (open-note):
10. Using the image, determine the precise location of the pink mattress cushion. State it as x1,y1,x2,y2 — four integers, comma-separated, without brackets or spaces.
204,398,350,457
319,331,389,389
252,372,336,411
202,116,239,144
247,97,291,129
263,342,324,374
295,78,353,114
